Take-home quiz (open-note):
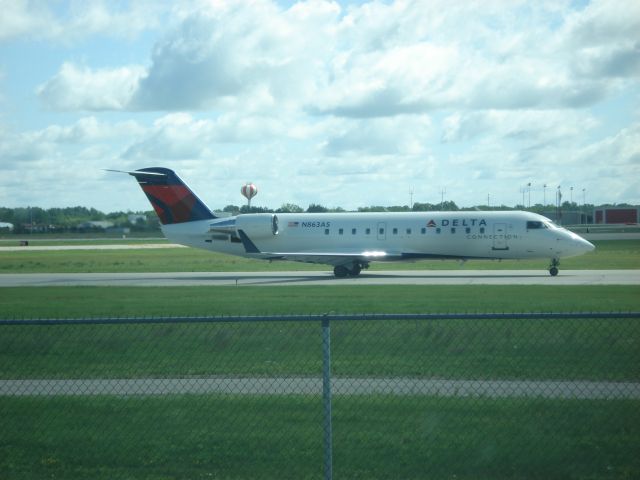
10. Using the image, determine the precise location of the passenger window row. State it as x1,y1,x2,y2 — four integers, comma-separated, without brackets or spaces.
324,227,487,235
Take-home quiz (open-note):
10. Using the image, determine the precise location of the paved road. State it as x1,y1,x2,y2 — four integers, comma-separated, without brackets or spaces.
0,270,638,287
1,377,638,400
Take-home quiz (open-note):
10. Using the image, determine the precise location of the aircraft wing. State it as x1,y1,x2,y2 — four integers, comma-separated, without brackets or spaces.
262,251,401,266
236,230,401,266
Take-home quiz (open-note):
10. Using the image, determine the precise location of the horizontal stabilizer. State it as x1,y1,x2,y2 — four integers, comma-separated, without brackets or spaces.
105,169,166,177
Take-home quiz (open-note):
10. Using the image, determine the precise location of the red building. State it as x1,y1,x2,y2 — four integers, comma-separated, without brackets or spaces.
594,207,639,224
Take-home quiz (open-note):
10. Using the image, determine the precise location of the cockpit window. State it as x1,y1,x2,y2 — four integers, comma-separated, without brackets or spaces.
527,220,556,230
527,221,544,229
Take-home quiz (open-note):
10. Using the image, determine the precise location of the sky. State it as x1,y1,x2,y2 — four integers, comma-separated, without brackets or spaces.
0,0,639,213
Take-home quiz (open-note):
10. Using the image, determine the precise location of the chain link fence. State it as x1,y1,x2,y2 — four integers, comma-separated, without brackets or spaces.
1,313,639,479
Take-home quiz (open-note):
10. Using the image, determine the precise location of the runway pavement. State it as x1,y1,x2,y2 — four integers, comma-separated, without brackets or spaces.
0,269,638,287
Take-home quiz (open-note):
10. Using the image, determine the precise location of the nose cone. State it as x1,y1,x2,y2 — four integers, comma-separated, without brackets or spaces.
571,234,595,255
583,238,596,252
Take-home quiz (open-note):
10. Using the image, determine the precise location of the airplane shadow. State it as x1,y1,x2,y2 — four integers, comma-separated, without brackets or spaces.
176,270,554,285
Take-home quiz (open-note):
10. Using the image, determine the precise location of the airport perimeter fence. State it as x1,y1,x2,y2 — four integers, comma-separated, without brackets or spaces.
1,312,639,479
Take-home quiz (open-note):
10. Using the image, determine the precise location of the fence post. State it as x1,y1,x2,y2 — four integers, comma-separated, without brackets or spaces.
322,315,333,480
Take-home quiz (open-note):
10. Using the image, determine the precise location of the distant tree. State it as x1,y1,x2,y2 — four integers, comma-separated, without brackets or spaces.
277,203,304,213
358,206,387,212
307,203,328,213
386,205,410,212
439,200,459,211
239,205,274,214
223,205,240,214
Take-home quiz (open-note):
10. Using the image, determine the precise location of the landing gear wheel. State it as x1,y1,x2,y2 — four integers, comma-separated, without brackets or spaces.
548,258,560,276
333,265,349,278
349,264,362,276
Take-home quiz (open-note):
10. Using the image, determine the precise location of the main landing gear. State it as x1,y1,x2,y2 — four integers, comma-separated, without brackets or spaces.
549,258,560,276
333,262,368,278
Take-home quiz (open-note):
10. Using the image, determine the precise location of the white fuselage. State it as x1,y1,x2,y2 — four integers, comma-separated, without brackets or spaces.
162,210,594,266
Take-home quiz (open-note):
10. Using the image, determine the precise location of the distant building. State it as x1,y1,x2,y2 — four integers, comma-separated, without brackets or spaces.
541,210,591,225
594,206,639,224
128,214,147,224
106,227,131,235
77,221,115,230
0,221,14,231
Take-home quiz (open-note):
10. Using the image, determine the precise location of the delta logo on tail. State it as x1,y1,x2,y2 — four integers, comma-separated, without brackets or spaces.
131,168,215,225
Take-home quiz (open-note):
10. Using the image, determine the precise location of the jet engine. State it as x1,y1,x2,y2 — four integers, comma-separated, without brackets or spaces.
234,214,279,238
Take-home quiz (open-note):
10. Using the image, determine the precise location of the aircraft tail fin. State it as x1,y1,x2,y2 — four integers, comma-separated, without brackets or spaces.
124,167,216,225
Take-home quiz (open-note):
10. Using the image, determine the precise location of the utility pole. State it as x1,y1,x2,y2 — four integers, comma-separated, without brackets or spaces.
557,186,562,224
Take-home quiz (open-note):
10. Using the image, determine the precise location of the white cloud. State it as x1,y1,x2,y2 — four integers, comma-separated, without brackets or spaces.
120,111,297,163
563,0,640,48
0,0,55,41
2,0,639,210
35,0,638,117
578,123,640,169
37,63,146,111
441,110,598,144
0,0,164,43
321,115,432,156
32,0,638,116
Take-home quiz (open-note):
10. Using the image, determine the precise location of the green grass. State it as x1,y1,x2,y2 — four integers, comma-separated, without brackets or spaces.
0,285,638,379
1,395,638,479
0,239,638,479
1,315,638,381
1,285,638,317
0,240,638,272
0,286,638,380
0,238,167,246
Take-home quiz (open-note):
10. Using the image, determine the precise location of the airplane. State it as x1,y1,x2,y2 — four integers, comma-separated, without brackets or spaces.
113,167,595,277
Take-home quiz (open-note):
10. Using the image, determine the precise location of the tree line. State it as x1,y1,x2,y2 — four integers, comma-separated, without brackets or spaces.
0,206,159,234
0,201,614,234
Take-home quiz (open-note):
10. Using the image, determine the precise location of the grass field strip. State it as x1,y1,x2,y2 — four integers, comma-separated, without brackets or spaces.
2,377,639,400
0,243,184,251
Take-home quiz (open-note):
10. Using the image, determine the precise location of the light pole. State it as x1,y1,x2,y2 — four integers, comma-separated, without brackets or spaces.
543,184,547,206
557,186,562,224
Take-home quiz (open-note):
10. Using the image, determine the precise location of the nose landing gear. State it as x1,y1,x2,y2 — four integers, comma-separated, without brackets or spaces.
549,258,560,276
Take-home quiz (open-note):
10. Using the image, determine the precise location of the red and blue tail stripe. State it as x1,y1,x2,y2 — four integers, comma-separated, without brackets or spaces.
129,167,216,225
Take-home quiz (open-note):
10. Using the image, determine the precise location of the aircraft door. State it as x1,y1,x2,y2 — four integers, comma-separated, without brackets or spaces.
492,223,509,250
377,222,386,240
